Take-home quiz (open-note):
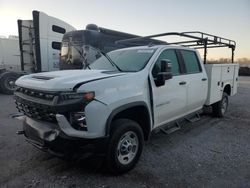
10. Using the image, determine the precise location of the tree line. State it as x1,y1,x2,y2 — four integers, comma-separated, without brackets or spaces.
207,58,250,65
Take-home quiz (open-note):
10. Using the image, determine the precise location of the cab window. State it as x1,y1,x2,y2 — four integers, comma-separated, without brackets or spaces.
152,49,180,78
181,50,201,74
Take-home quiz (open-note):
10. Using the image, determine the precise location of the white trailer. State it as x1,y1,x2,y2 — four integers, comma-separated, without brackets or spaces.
0,10,75,94
0,36,20,72
0,36,21,94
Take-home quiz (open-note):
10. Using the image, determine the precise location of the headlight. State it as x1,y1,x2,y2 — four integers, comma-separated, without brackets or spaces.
61,91,95,102
83,91,95,101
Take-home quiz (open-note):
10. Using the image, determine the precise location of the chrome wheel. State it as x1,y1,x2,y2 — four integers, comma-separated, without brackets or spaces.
117,131,139,165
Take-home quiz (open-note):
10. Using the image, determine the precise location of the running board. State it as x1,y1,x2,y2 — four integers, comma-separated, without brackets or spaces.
184,113,201,123
156,111,202,135
160,122,181,135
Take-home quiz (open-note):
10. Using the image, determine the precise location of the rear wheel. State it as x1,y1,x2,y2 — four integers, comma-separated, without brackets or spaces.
106,119,144,174
0,72,20,95
212,92,229,117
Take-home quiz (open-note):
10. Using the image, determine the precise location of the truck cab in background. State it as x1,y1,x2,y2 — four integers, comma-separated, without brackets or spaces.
17,11,75,73
59,24,165,70
0,12,165,95
0,10,75,94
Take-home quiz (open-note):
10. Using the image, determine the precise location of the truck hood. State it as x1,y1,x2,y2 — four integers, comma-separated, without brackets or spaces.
15,70,125,91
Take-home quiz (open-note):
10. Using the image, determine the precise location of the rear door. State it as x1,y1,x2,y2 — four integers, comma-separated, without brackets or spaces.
150,48,188,128
179,49,207,113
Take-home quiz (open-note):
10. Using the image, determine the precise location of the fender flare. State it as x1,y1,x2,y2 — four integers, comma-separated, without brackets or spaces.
105,101,152,138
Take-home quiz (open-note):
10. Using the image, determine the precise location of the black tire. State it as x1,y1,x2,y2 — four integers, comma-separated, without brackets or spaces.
212,92,229,117
0,72,20,95
106,119,144,174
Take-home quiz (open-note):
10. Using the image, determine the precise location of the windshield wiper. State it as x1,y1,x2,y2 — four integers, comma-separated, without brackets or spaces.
99,51,122,72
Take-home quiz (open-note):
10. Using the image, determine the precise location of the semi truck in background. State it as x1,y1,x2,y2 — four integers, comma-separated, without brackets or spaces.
17,10,75,73
0,10,165,95
0,10,75,94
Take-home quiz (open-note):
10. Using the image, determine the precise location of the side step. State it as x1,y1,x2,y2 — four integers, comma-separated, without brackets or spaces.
158,112,201,135
184,113,201,123
160,122,181,135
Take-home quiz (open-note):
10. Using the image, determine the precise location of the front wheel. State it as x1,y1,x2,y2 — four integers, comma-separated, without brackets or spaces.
0,72,20,95
106,119,144,174
212,92,229,117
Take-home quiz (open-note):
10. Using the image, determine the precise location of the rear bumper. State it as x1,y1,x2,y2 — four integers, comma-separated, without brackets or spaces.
23,116,108,155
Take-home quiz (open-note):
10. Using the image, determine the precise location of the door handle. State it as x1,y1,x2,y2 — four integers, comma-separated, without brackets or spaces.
179,81,186,85
202,78,207,81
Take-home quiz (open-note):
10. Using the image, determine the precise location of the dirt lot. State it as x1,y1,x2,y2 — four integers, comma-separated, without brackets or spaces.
0,77,250,188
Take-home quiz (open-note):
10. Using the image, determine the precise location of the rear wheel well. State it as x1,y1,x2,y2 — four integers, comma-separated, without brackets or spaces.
110,106,151,141
223,84,231,96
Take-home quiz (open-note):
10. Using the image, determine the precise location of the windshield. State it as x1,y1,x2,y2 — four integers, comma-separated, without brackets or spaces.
60,43,101,70
89,49,155,72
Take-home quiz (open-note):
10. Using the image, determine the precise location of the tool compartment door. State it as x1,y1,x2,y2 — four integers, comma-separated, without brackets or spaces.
204,64,222,105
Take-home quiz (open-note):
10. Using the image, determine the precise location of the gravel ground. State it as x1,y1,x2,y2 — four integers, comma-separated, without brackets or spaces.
0,77,250,188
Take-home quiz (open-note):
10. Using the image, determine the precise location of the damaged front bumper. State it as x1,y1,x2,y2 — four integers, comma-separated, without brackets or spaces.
14,87,108,155
22,116,108,156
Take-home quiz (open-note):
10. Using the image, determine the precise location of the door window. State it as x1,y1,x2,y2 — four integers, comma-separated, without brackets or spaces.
152,49,180,78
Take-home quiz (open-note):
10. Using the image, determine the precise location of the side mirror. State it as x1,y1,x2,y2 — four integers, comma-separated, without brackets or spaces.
155,59,172,87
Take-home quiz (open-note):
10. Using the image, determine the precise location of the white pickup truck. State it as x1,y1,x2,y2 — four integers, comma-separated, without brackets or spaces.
14,32,238,174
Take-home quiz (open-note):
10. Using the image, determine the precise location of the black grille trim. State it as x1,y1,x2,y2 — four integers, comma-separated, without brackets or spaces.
14,88,85,123
15,87,58,101
15,97,57,122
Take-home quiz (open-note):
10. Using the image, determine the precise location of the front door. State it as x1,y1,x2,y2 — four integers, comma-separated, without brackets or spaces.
150,49,188,128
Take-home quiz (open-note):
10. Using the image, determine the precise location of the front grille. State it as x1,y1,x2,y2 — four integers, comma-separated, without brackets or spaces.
15,87,59,122
15,87,83,124
15,100,57,122
16,87,56,101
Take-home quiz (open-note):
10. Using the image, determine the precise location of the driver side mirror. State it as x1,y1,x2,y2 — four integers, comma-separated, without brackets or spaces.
155,59,172,87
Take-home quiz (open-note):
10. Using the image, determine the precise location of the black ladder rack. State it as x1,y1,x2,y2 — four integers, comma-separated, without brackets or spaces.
116,31,236,64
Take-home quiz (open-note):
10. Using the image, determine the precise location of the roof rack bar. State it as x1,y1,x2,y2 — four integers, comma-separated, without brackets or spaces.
168,40,201,45
185,42,228,47
115,31,236,63
116,32,235,49
182,31,236,45
116,32,202,44
182,33,235,48
194,45,229,49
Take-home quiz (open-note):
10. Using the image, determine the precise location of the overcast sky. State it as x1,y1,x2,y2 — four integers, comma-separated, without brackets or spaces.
0,0,249,59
